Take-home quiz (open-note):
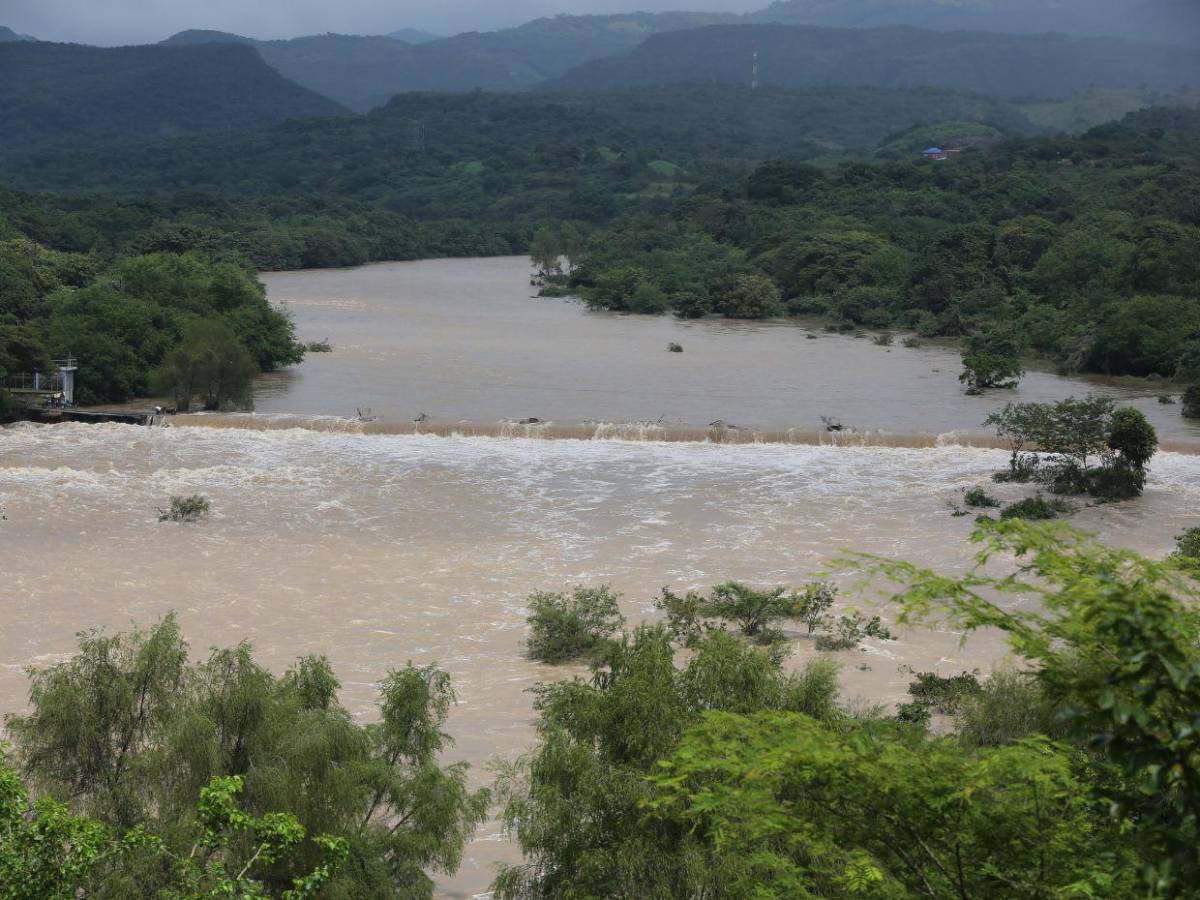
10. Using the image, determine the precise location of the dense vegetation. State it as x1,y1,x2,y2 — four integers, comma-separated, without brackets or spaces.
0,221,300,404
1,615,488,898
495,520,1200,897
567,106,1200,379
0,42,346,153
550,23,1200,98
2,85,1035,205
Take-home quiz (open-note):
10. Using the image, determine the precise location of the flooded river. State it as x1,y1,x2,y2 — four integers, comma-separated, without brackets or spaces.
3,256,1199,897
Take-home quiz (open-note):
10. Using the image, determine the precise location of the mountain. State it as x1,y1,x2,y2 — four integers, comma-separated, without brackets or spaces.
387,29,442,44
550,24,1200,99
0,26,35,42
0,85,1037,212
160,28,255,45
749,0,1200,46
0,41,347,153
162,13,737,111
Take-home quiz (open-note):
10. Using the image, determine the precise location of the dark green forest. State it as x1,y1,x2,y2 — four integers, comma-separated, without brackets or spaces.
1,86,1033,203
566,106,1200,379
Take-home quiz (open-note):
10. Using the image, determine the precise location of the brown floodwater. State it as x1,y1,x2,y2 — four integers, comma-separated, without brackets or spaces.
257,256,1200,441
2,257,1198,898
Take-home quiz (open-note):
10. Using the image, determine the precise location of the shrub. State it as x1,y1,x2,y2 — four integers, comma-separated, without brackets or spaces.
525,586,625,663
157,494,211,522
1184,384,1200,419
304,338,333,352
1158,394,1176,405
814,613,893,651
657,581,837,646
1000,495,1071,520
956,668,1061,747
901,336,921,348
872,332,894,346
667,342,683,353
963,487,1000,508
1086,460,1146,500
905,669,983,715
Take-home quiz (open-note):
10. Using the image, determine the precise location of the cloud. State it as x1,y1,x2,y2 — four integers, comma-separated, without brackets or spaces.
5,0,766,45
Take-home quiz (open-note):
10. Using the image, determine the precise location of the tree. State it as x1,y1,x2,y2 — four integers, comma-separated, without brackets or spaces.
525,586,625,664
959,350,1023,391
493,626,839,899
985,396,1155,498
717,273,783,319
5,616,488,898
528,226,561,279
656,581,838,646
153,319,258,411
860,519,1200,893
647,712,1133,898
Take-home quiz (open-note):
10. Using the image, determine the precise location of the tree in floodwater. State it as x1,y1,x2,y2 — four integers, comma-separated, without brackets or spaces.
4,615,488,898
497,522,1200,898
959,329,1024,392
986,395,1157,498
152,319,257,411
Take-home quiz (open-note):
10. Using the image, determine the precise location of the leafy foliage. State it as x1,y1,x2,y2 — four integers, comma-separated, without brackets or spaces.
656,581,840,646
986,396,1158,499
573,107,1200,376
4,616,488,898
525,586,626,664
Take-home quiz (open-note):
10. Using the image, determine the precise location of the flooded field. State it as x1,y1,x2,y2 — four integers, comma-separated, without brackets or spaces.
3,256,1198,896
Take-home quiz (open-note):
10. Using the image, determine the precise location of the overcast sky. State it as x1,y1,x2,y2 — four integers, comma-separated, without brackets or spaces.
4,0,768,45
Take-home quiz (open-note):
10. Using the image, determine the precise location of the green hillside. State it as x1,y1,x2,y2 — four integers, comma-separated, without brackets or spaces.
0,41,347,151
1,85,1036,215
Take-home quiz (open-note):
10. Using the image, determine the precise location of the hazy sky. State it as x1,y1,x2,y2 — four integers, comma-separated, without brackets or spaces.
4,0,768,45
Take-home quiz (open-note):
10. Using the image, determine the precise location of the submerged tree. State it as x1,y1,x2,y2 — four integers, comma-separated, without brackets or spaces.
152,319,258,411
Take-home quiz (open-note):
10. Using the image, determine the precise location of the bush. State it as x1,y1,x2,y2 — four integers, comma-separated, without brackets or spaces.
525,586,625,663
157,494,211,522
814,612,893,651
1158,394,1176,405
304,338,333,352
657,581,837,646
872,332,894,346
667,342,683,353
1184,384,1200,419
956,668,1060,747
963,486,1000,508
1000,495,1071,520
905,669,983,715
1085,460,1146,500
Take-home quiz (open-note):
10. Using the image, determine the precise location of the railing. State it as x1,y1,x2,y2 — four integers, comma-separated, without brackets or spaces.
4,373,65,393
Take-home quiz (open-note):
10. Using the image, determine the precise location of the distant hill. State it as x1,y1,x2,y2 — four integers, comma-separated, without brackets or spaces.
162,13,737,111
550,24,1200,99
0,41,347,153
387,29,442,44
0,85,1037,214
749,0,1200,46
0,26,35,42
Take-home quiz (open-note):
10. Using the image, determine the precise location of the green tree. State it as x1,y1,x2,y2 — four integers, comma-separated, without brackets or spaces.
860,520,1200,893
717,273,783,319
153,319,258,411
5,616,488,898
